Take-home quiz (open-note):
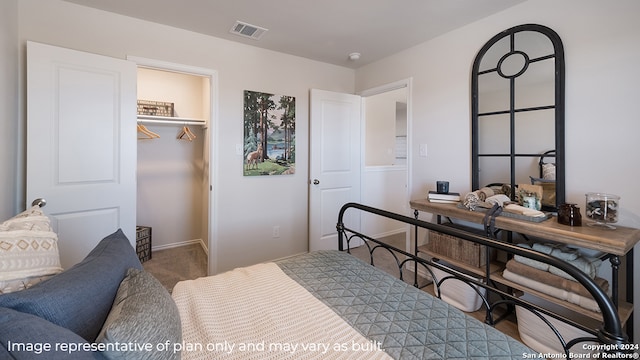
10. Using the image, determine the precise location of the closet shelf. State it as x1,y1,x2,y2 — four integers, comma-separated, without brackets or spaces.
137,115,206,126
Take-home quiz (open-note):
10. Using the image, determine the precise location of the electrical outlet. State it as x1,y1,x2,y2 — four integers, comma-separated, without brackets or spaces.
272,225,280,238
419,143,427,157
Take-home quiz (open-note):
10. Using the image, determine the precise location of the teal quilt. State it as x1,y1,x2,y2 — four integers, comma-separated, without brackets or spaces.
277,251,535,359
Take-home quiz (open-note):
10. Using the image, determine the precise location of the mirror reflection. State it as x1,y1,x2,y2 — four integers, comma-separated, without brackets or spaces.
472,24,565,211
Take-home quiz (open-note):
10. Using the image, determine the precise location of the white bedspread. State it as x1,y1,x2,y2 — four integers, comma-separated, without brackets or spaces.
172,262,392,360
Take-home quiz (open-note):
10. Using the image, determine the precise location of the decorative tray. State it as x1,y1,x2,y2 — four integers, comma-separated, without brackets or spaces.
456,203,552,223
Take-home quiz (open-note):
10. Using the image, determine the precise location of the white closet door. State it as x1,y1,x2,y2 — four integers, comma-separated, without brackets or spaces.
26,41,137,268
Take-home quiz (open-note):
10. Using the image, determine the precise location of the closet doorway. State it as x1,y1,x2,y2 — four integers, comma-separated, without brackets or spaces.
360,79,412,250
128,56,217,275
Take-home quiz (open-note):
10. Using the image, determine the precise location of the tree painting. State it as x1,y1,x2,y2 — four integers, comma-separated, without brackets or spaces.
243,90,296,176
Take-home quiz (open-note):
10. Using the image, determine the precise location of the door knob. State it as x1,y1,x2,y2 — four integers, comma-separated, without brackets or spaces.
312,179,320,185
31,198,47,207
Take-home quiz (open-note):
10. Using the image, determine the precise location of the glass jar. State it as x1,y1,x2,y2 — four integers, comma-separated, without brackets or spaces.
585,193,620,228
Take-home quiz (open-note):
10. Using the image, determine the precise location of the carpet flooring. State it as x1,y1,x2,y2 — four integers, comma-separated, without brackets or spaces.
143,243,208,293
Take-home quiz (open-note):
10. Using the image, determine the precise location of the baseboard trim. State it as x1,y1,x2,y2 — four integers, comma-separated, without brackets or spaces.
153,239,208,256
371,228,406,240
271,252,308,263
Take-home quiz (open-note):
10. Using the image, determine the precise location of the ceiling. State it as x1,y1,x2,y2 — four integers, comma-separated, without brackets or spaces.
63,0,526,69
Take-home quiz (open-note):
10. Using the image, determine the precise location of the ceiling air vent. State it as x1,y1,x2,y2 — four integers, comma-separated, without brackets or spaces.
230,21,268,40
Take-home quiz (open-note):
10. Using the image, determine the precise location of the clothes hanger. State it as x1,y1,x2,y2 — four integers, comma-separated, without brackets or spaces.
137,124,160,139
177,126,192,141
138,124,160,139
177,125,196,141
185,126,196,140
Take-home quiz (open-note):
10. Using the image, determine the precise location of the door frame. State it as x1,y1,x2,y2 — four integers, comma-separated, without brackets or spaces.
126,56,219,275
358,78,413,251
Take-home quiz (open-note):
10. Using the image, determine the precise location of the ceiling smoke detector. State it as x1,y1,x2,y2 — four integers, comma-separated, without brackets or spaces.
230,21,268,40
348,52,361,61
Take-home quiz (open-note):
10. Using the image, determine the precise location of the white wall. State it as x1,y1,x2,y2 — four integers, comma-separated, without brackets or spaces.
361,167,407,237
0,0,18,221
356,0,640,341
15,0,355,273
364,89,406,166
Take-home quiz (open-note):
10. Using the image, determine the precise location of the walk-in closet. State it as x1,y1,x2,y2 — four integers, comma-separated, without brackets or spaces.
134,60,213,272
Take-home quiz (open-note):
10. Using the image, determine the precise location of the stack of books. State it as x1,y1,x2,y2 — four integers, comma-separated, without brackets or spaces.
427,191,461,203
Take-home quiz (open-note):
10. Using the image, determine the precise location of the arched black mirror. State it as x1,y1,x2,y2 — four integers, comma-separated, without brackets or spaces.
472,24,565,211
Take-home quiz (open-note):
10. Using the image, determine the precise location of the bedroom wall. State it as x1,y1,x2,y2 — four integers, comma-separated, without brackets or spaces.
0,0,19,222
15,0,355,273
355,0,640,341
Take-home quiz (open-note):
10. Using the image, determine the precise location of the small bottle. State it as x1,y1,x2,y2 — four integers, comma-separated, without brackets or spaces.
558,203,582,226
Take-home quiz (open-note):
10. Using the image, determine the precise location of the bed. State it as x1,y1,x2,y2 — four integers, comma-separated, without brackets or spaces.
0,203,630,359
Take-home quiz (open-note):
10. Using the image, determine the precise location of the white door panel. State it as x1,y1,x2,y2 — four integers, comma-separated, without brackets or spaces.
52,208,120,268
27,41,137,268
309,89,361,251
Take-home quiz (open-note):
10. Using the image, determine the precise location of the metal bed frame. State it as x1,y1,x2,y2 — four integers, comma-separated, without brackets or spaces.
336,202,630,357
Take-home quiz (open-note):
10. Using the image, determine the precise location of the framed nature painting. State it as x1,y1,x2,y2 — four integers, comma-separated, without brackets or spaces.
243,90,296,176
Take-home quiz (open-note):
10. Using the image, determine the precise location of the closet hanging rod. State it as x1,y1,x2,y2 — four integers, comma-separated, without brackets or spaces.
137,116,206,126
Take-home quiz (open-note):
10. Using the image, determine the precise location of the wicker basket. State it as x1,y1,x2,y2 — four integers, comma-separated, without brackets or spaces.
137,100,174,117
426,224,490,268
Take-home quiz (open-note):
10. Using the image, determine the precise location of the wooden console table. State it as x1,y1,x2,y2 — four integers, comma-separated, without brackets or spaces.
410,199,640,256
410,198,640,332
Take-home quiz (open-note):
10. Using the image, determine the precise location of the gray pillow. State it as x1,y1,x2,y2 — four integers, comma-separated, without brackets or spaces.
96,268,181,360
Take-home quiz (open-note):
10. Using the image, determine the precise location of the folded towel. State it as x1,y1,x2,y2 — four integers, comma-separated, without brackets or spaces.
514,243,550,271
502,269,601,313
477,187,494,201
505,259,609,298
532,242,579,261
463,191,481,210
463,187,499,210
549,256,602,280
514,243,601,280
550,247,579,261
485,194,511,207
504,204,546,217
532,242,554,254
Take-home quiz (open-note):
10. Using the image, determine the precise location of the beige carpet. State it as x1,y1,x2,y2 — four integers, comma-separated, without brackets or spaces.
143,243,208,293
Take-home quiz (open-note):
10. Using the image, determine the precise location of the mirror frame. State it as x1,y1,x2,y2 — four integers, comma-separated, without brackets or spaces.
471,24,565,211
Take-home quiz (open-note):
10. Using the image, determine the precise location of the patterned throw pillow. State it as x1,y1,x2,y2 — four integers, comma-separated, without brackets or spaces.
542,162,556,180
0,206,63,293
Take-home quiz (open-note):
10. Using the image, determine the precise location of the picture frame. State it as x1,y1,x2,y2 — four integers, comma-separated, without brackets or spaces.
243,90,296,176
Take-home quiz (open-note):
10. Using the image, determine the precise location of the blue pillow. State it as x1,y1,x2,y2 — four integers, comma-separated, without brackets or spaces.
0,306,105,359
0,229,142,342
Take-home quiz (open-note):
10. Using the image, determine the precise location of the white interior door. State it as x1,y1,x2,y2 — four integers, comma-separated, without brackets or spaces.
27,41,137,268
309,89,361,251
